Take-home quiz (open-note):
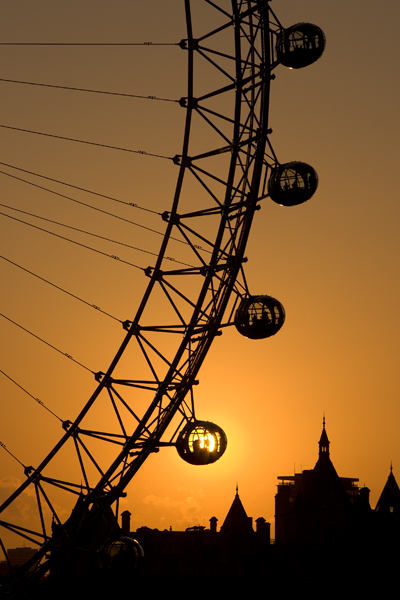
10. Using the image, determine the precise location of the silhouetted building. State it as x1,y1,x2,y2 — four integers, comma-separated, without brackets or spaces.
3,420,400,596
129,487,271,594
374,464,400,542
376,465,400,515
275,418,365,546
273,419,400,593
220,484,253,534
5,547,37,567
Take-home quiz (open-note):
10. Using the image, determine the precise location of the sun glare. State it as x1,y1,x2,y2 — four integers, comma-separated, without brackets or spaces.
198,433,216,452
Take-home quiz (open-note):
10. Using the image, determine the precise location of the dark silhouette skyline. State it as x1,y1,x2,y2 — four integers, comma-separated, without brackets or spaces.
1,0,400,551
2,419,399,597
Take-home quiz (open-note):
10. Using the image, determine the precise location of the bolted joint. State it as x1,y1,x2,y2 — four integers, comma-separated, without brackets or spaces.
179,97,198,109
200,265,211,277
145,267,163,281
122,320,132,331
173,155,192,167
179,38,198,51
122,320,140,334
162,211,180,225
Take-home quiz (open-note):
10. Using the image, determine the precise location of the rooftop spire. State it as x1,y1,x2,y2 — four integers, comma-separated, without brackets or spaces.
318,415,330,458
220,485,253,534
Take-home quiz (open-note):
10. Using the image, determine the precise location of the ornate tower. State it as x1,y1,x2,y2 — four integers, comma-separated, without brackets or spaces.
318,416,330,458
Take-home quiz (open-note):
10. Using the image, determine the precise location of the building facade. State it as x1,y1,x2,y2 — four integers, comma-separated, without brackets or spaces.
275,418,369,546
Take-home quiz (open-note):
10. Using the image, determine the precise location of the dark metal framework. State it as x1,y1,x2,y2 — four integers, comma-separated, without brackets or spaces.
0,0,284,592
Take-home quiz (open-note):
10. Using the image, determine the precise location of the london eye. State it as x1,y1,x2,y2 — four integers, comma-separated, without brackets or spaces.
0,1,325,595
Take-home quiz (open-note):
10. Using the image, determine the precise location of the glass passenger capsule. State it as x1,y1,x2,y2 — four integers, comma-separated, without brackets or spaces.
234,295,285,340
268,161,318,206
176,420,227,465
98,537,144,571
276,23,326,69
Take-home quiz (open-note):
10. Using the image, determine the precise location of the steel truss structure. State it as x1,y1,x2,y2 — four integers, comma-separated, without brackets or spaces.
0,1,323,595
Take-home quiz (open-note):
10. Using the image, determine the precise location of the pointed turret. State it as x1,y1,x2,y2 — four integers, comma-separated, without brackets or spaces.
374,465,400,543
299,418,350,506
375,464,400,515
220,485,253,534
288,418,356,544
318,415,330,458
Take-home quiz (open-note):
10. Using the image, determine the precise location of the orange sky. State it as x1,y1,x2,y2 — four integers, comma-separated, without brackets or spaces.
1,0,400,551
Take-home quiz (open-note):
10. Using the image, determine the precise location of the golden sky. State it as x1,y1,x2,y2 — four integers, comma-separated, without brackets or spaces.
1,0,400,550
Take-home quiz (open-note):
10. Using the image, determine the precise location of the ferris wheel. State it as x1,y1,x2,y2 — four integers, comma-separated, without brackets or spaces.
0,1,325,596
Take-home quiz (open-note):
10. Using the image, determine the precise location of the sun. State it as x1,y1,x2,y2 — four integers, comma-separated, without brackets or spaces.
198,432,216,453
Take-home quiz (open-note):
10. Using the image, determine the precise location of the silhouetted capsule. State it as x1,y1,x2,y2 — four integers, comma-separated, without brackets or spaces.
268,161,318,206
276,23,326,69
234,295,285,340
176,420,227,465
98,537,144,571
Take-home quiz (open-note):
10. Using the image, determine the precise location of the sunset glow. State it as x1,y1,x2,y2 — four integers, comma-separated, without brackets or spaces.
0,0,399,562
191,432,216,454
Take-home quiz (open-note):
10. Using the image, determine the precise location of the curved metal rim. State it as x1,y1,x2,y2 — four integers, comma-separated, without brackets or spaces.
0,1,273,591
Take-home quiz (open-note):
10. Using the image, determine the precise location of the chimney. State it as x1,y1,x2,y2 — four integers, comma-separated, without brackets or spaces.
256,517,270,543
121,510,131,535
209,516,218,533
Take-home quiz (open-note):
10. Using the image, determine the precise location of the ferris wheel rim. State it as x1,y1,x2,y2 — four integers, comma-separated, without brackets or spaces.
0,0,274,591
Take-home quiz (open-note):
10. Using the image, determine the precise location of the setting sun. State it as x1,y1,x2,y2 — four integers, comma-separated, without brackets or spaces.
193,431,216,453
1,0,400,596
